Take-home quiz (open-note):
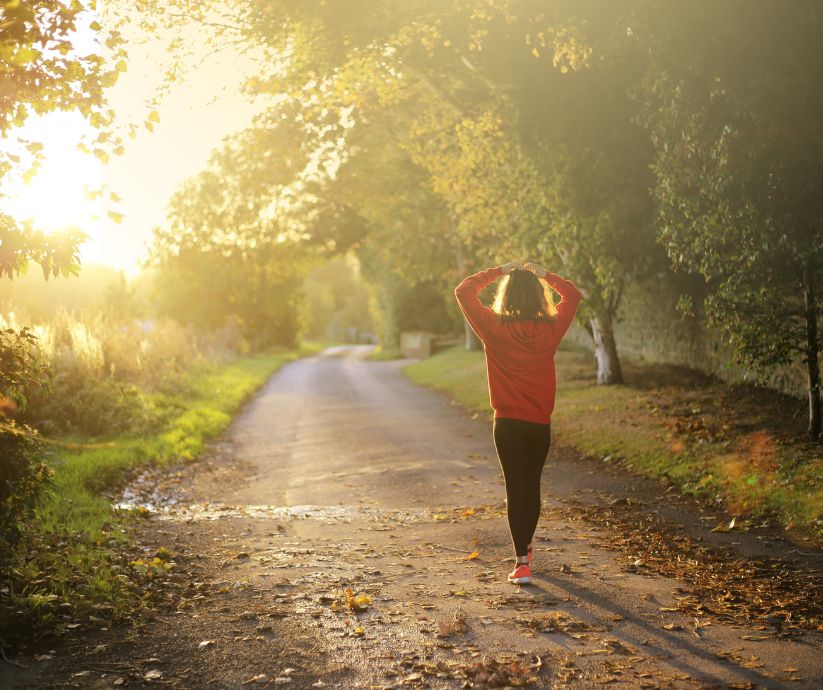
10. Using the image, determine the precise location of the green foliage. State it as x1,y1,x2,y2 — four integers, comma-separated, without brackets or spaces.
0,323,49,410
0,0,129,589
149,106,328,349
33,377,155,437
141,1,821,405
215,1,659,374
150,243,307,350
0,421,51,569
302,255,373,341
0,0,126,180
638,1,823,432
0,214,86,281
0,319,52,571
395,281,455,335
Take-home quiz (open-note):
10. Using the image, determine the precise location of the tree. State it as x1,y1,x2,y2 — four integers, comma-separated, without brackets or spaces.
148,109,324,348
638,1,823,438
233,0,659,381
444,1,658,383
310,116,471,349
1,0,126,179
1,0,125,401
136,2,669,382
0,214,85,281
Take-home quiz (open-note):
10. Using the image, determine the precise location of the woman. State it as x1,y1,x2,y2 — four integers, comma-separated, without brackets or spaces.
454,260,581,585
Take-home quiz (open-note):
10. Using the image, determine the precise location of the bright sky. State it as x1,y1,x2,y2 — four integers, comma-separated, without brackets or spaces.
0,11,264,278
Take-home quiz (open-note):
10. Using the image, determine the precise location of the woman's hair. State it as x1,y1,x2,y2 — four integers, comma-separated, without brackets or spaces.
492,269,557,322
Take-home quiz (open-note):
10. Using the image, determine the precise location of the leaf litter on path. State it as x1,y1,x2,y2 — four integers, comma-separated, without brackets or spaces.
546,499,823,632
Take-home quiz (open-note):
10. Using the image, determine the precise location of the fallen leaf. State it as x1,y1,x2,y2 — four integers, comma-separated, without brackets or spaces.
437,609,469,637
242,673,269,685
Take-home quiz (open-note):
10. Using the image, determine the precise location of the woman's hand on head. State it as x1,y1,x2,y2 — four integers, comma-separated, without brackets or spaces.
524,261,547,278
500,260,524,275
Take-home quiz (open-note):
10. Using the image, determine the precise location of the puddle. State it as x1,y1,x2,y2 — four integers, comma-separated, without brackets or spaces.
113,466,493,524
114,499,432,524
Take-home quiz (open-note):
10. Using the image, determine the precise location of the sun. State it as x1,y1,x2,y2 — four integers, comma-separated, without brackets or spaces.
1,111,105,235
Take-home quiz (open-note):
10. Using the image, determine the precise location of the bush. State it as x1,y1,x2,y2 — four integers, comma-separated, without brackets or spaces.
0,422,51,569
30,375,158,437
0,321,52,570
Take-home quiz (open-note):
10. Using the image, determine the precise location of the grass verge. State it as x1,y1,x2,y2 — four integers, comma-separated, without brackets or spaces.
1,342,329,642
404,345,823,543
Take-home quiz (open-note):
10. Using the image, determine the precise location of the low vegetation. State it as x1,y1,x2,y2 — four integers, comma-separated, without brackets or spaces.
0,305,326,641
405,345,823,543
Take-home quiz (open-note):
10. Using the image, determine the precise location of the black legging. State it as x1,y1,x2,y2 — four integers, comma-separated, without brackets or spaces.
493,417,551,557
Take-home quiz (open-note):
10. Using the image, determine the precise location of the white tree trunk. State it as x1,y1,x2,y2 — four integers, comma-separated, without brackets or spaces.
589,313,623,385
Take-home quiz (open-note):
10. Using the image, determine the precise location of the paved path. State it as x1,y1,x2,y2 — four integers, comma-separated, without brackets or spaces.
8,346,823,689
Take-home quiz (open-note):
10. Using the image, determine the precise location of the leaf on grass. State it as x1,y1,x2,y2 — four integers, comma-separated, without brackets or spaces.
129,558,171,577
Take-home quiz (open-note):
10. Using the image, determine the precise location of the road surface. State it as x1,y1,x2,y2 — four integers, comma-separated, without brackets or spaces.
7,346,823,689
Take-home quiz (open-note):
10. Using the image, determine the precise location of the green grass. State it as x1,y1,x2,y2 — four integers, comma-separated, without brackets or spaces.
404,345,823,543
2,341,330,638
404,344,490,411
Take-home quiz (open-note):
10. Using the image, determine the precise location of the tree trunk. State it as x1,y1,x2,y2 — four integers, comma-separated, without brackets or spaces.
589,312,623,385
803,266,821,440
454,234,483,351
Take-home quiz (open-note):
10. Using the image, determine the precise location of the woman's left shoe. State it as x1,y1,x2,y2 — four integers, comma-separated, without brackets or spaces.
507,563,532,585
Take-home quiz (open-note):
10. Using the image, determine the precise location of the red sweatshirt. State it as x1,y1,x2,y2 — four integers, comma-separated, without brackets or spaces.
454,266,582,425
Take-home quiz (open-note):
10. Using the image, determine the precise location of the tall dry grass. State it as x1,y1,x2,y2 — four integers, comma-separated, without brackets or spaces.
0,309,245,436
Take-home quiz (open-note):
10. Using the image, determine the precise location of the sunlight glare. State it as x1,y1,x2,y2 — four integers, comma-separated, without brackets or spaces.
1,111,104,235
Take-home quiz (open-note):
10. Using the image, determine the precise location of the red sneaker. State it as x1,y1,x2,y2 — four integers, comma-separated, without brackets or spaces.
507,563,532,585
